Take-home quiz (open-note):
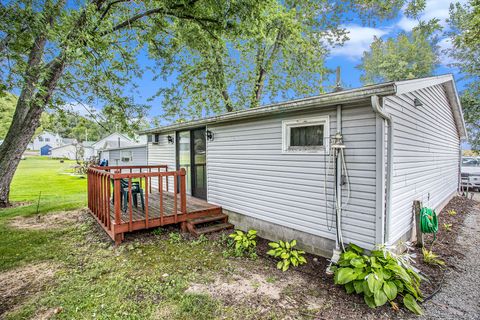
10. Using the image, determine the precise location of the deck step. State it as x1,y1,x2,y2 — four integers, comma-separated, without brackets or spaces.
194,222,234,235
187,213,228,225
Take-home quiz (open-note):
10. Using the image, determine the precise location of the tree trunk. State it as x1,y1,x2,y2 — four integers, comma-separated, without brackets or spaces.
0,103,44,207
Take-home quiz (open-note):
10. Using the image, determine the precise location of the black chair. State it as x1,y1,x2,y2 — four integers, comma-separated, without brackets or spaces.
120,179,145,212
111,179,145,212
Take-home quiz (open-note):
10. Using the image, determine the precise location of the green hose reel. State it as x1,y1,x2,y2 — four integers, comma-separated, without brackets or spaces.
420,207,438,240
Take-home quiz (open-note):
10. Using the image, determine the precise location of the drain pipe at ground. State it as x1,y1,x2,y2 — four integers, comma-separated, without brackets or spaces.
371,95,394,244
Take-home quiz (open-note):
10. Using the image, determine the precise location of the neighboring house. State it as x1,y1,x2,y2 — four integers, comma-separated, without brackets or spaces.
91,132,135,156
31,131,63,151
140,74,466,257
50,141,95,161
99,145,147,166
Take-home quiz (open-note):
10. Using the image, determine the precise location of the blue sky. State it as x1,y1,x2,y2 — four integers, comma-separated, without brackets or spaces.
70,0,468,120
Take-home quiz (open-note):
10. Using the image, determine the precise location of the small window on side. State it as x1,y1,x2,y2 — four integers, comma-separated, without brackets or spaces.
282,116,329,153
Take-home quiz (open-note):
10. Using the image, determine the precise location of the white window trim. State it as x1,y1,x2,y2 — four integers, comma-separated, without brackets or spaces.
120,150,133,162
282,116,330,154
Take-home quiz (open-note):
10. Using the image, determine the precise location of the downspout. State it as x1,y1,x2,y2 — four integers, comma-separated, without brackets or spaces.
371,95,393,244
335,104,343,249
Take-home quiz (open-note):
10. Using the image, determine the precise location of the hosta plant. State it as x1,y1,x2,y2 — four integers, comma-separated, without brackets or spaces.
228,229,257,257
332,243,423,315
443,223,452,232
422,248,445,266
267,240,307,271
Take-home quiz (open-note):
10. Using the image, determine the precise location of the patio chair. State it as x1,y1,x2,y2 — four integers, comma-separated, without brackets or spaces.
110,179,145,212
120,179,145,212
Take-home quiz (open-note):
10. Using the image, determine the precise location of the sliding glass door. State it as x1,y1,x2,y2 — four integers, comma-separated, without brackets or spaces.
176,128,207,200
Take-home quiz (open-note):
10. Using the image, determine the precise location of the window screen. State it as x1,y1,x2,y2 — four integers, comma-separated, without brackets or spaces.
290,125,324,147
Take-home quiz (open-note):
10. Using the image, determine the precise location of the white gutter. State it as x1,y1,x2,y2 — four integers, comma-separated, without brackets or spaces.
335,104,343,250
371,95,394,244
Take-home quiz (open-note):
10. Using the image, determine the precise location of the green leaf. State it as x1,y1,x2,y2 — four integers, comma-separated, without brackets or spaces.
269,242,279,248
364,295,376,308
282,260,290,272
383,281,398,301
336,268,358,285
350,258,366,268
267,249,276,256
374,290,388,307
367,273,382,293
349,243,364,254
403,294,423,315
353,281,364,294
345,282,355,294
277,261,283,270
290,239,297,247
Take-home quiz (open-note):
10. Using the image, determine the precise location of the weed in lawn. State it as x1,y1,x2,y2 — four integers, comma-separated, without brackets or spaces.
168,232,182,244
152,228,164,236
191,234,208,245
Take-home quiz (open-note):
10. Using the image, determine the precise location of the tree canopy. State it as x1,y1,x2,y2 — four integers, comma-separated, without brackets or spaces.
149,0,420,119
447,0,480,150
358,20,440,84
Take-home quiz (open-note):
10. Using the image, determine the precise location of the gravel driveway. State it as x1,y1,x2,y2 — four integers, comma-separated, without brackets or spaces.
420,197,480,319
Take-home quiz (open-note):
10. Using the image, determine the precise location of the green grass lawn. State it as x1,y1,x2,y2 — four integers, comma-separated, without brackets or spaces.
0,157,243,319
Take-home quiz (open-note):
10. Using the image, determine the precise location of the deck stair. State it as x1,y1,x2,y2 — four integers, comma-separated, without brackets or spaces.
185,213,234,236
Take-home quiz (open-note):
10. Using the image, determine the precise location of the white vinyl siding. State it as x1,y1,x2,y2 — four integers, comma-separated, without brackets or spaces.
147,133,176,191
109,146,147,166
384,84,460,244
207,103,379,249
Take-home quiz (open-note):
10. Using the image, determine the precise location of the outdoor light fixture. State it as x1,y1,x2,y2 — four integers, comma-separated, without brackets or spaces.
413,98,423,107
167,135,174,144
206,130,214,141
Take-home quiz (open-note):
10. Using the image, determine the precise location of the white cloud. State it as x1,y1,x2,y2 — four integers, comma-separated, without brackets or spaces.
329,25,388,61
396,16,417,32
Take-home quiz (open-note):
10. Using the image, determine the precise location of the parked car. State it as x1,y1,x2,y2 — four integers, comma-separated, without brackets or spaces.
461,157,480,190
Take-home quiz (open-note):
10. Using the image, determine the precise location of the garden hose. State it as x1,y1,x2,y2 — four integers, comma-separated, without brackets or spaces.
420,207,438,240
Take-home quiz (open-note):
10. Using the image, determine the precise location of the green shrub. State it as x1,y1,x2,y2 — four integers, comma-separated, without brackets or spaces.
267,239,307,271
332,243,423,315
228,229,257,257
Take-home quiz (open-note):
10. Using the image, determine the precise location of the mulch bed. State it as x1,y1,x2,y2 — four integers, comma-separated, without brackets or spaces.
410,196,477,299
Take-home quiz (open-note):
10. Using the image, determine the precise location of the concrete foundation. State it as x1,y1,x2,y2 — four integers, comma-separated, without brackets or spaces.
223,209,336,258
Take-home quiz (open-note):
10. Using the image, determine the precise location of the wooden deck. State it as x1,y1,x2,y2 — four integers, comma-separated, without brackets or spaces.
87,165,224,244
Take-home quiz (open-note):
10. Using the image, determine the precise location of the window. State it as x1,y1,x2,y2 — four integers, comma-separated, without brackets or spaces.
38,136,44,142
120,151,133,162
282,116,329,153
45,138,50,142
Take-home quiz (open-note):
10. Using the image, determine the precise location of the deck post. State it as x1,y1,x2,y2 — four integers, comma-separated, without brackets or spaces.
113,171,121,226
145,173,149,228
180,168,187,214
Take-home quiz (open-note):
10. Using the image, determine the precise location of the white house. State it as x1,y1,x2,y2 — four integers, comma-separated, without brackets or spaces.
50,141,95,161
140,75,466,257
31,131,64,151
91,132,135,156
99,144,147,166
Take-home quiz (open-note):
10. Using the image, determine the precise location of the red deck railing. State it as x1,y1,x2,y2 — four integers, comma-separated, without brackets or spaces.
87,165,187,243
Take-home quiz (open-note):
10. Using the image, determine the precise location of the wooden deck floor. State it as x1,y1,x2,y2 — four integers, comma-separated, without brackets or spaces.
110,191,221,224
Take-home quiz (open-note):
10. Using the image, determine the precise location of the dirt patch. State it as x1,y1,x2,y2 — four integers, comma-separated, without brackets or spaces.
0,262,60,317
187,269,306,300
7,209,88,230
